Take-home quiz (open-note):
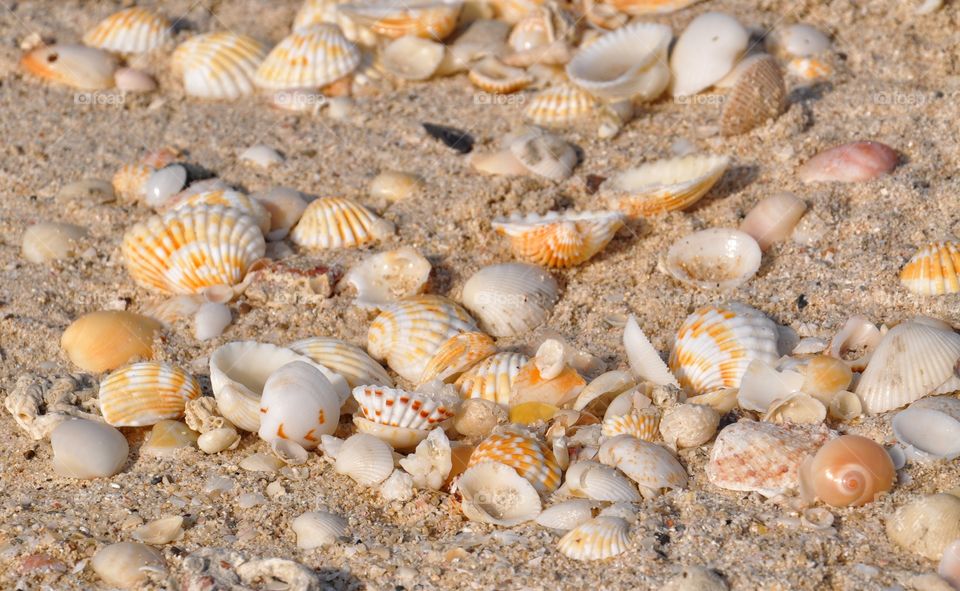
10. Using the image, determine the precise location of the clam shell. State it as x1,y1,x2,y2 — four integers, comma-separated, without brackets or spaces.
455,461,542,525
468,57,533,93
164,187,271,234
507,128,579,181
662,228,761,290
597,435,687,495
524,84,596,127
61,311,161,373
573,371,637,415
254,24,360,90
658,403,719,448
469,428,562,495
258,362,342,450
557,516,630,561
344,247,431,310
602,0,701,15
892,407,960,462
288,336,393,388
338,0,462,40
797,141,898,184
536,499,595,530
171,33,268,100
380,36,446,80
354,416,430,451
335,433,395,485
887,493,960,560
461,263,558,337
21,222,87,264
419,332,497,384
562,460,641,502
353,385,458,430
566,22,672,101
20,44,117,90
623,316,679,387
827,314,882,372
668,302,780,394
99,362,201,427
367,295,478,382
767,24,831,58
900,241,960,296
122,204,266,296
292,511,348,548
290,197,394,249
92,542,165,589
763,392,827,425
670,12,748,98
492,210,625,268
455,351,528,405
51,419,129,479
720,54,786,136
601,408,659,441
739,192,807,250
604,154,729,217
83,7,170,53
132,516,184,545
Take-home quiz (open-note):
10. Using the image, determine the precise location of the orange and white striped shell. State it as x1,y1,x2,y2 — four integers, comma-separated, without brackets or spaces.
290,197,394,249
605,154,730,217
338,0,462,40
163,188,271,234
524,84,596,127
170,32,268,100
121,204,266,295
600,0,701,15
455,351,528,405
289,336,393,387
367,295,478,382
601,407,659,441
419,332,497,384
254,24,360,90
557,516,630,561
492,210,625,268
598,435,687,494
900,241,960,296
83,7,171,53
668,302,779,395
468,57,533,94
353,385,457,429
113,163,153,203
469,428,562,495
98,362,201,427
295,0,378,45
20,45,117,90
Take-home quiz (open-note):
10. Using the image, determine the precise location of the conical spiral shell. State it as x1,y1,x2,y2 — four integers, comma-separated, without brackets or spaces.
492,210,625,268
557,516,630,561
289,336,393,387
171,32,268,100
469,428,562,495
83,7,171,54
290,197,394,249
900,241,960,296
455,351,528,405
605,154,730,217
98,362,201,427
254,24,360,90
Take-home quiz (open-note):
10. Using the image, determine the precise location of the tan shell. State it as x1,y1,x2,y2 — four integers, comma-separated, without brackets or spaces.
61,311,161,373
605,154,730,217
524,84,596,127
887,493,960,560
720,54,787,136
659,403,719,448
419,332,497,384
290,197,394,249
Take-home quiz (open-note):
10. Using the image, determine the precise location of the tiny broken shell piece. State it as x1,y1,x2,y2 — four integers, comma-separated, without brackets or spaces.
398,427,452,490
132,516,184,545
622,316,678,387
452,397,507,437
291,512,348,548
598,435,687,496
827,391,862,422
797,141,898,184
197,427,241,454
369,171,422,202
345,247,432,310
22,223,88,264
685,388,738,414
557,516,630,561
510,361,586,408
454,461,542,525
662,228,762,290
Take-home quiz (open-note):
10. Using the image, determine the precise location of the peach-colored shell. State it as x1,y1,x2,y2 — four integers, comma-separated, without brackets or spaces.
112,163,154,203
803,434,895,507
900,241,960,296
171,32,268,100
99,362,201,427
254,24,360,90
469,428,562,495
492,211,625,268
419,332,497,384
20,44,117,90
353,385,457,429
338,0,462,40
83,7,170,53
455,351,528,405
798,141,898,184
290,197,394,249
601,0,701,15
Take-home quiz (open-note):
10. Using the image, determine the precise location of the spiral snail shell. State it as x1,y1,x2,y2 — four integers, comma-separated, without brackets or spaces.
801,434,895,507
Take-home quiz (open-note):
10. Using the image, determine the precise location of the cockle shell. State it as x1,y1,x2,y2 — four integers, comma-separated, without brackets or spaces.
900,241,960,296
292,512,348,548
601,408,659,441
98,362,201,427
469,428,562,495
597,435,687,496
338,0,462,40
83,7,170,53
720,54,787,136
455,351,528,405
670,12,748,98
122,205,266,296
524,84,596,127
468,57,533,94
171,32,268,100
658,404,719,449
51,419,128,479
604,154,729,217
561,461,641,502
164,188,271,234
419,332,497,384
492,210,625,268
460,263,558,337
334,433,395,485
455,461,542,525
254,24,360,90
353,384,457,430
558,516,630,561
662,228,762,290
368,295,478,382
344,247,431,309
112,164,153,203
739,192,807,250
799,434,894,507
797,141,898,184
92,542,165,589
258,362,342,450
566,22,671,102
380,36,448,81
61,311,161,373
288,336,393,388
887,493,960,560
536,499,595,531
290,197,394,249
20,44,117,89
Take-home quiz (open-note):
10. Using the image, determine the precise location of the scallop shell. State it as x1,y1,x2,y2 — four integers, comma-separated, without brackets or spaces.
536,499,595,530
597,435,687,496
492,210,625,268
887,493,960,560
561,460,641,503
338,0,462,40
83,7,171,54
668,302,780,394
112,163,154,203
797,141,898,184
290,197,394,249
20,44,117,90
254,24,360,90
468,57,533,94
455,351,528,405
288,336,393,388
557,516,630,561
292,511,348,549
601,408,659,441
524,84,596,127
164,188,271,233
601,0,701,15
344,247,431,310
98,362,201,427
367,295,478,382
662,228,761,290
900,241,960,296
294,0,376,45
419,332,497,384
604,154,729,217
170,32,268,100
353,385,457,430
258,362,343,450
469,428,562,495
720,54,786,136
334,433,395,485
565,22,672,101
507,128,579,181
460,263,559,337
454,461,542,525
670,12,749,98
121,205,266,296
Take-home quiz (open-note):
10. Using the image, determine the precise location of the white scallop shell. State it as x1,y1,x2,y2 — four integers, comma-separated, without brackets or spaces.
290,197,394,249
623,316,679,387
455,351,528,405
670,12,748,97
566,22,671,101
460,262,558,337
83,7,171,54
454,461,542,526
535,499,595,530
291,511,348,548
171,32,268,100
344,247,431,310
257,361,342,450
561,460,641,502
557,516,630,561
334,433,395,485
288,336,393,388
254,24,361,90
597,435,687,496
662,228,761,290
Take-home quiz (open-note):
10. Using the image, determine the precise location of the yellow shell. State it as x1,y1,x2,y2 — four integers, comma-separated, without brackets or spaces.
524,84,596,127
605,154,730,217
492,210,625,268
170,32,268,100
601,407,659,441
720,55,786,137
469,428,562,495
290,197,394,249
99,362,201,427
163,188,271,234
900,241,960,296
83,7,171,53
419,332,497,384
600,0,701,15
289,336,393,387
455,351,528,405
468,57,533,94
557,516,630,561
61,311,161,373
121,204,266,295
254,24,360,90
338,0,462,40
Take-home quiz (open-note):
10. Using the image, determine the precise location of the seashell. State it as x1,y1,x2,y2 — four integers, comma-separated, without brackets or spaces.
941,540,960,589
662,228,762,290
292,512,348,548
601,407,659,441
738,360,800,413
61,311,160,373
900,241,960,296
536,499,595,530
659,403,719,448
887,494,960,560
469,428,562,495
141,420,198,457
21,222,87,264
240,452,285,473
294,0,376,45
662,566,728,591
597,435,687,496
509,401,560,426
367,295,478,382
720,54,786,136
767,24,831,58
290,196,394,249
573,372,638,419
369,171,422,202
453,398,506,437
455,461,542,525
763,393,827,425
448,18,510,67
83,7,170,54
51,419,128,479
258,362,343,450
239,145,284,169
468,57,533,94
345,247,431,310
506,128,579,181
92,542,165,589
98,362,201,427
352,384,457,441
510,361,586,408
171,32,268,100
144,165,188,209
254,24,360,90
58,178,115,205
461,262,558,337
249,187,307,241
524,84,596,127
670,12,748,98
801,435,894,507
398,427,452,489
706,421,831,497
115,67,157,92
800,355,852,400
198,427,241,454
112,164,153,203
122,205,266,296
739,192,807,250
669,302,780,395
797,141,898,184
855,321,960,413
492,210,625,268
686,388,738,414
827,315,882,371
380,36,447,80
892,407,960,462
565,22,671,101
420,332,497,384
21,44,117,89
827,391,862,422
600,0,702,15
455,351,528,405
786,56,832,80
622,316,678,387
132,516,184,545
557,516,630,561
561,461,640,502
338,0,462,40
194,302,232,341
334,433,395,485
604,154,729,217
289,336,393,388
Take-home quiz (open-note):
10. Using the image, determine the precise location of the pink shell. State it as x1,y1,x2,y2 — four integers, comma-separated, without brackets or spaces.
798,141,898,183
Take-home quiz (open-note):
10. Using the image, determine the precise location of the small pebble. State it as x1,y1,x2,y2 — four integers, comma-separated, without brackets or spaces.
51,419,128,479
202,475,235,496
240,144,284,168
141,421,198,457
197,427,240,454
237,493,267,509
132,516,184,545
58,179,115,204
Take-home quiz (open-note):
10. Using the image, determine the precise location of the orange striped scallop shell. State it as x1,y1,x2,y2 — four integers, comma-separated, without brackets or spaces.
469,428,562,495
419,331,497,384
353,384,457,429
83,7,170,53
492,210,625,268
601,0,701,15
290,197,394,249
454,351,528,405
163,188,271,234
99,362,201,427
338,0,462,40
170,32,268,100
900,241,960,296
254,24,360,90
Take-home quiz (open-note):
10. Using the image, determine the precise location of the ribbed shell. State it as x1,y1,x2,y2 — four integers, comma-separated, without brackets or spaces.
468,57,532,94
289,336,393,387
83,7,170,53
602,0,701,15
290,197,394,249
557,516,630,561
469,429,562,495
668,302,779,394
565,22,671,101
164,188,271,234
492,211,625,268
601,408,659,441
720,55,786,136
597,435,687,492
606,154,730,217
353,385,457,429
121,205,266,295
460,262,559,337
254,24,360,90
419,332,497,384
337,0,462,39
455,351,528,405
334,433,395,485
367,295,478,382
900,241,960,296
294,0,375,45
112,163,153,203
524,84,596,127
563,461,641,502
171,32,268,100
99,362,201,427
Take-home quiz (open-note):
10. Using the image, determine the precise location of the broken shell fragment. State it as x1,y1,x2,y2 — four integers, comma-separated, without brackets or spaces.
507,128,579,181
454,461,542,525
21,44,117,89
598,435,687,496
292,512,348,548
762,393,827,425
345,247,431,310
662,228,762,290
21,223,87,264
419,332,497,385
132,516,184,545
739,192,807,250
398,427,453,490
